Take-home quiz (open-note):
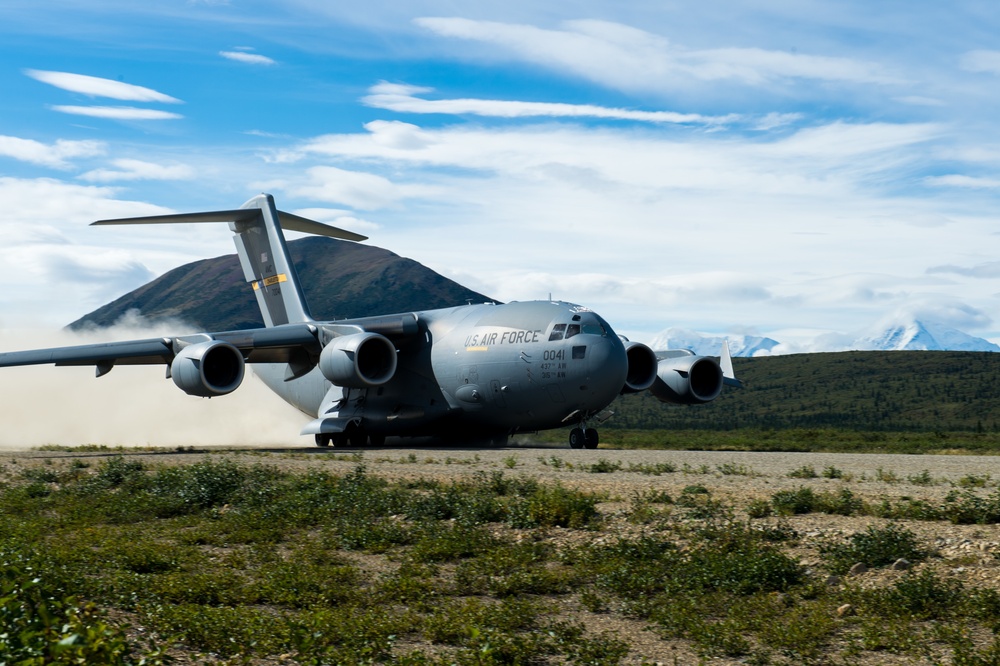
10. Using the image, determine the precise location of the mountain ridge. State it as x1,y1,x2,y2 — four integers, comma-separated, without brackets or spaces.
70,237,493,331
651,319,999,357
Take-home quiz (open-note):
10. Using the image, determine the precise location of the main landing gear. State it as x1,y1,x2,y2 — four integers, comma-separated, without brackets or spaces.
568,427,599,449
314,424,386,448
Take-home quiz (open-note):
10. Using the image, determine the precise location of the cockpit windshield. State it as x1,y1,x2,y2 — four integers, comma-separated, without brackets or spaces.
548,313,609,340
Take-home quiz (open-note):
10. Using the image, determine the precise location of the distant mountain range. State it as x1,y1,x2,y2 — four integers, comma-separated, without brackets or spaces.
70,237,492,331
649,329,781,357
651,317,1000,357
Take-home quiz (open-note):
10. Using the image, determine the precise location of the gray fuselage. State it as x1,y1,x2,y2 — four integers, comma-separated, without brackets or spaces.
254,300,628,439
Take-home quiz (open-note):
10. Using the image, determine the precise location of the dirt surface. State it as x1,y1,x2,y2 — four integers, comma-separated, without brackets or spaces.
14,442,1000,498
11,443,1000,664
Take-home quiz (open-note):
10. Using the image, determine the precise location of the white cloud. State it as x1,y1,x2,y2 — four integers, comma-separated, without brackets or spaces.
414,17,899,94
0,177,171,224
220,50,276,65
927,261,1000,279
290,165,416,210
51,106,184,120
925,174,1000,189
363,81,740,125
0,135,105,169
79,159,196,182
288,118,938,203
960,50,1000,75
24,69,182,103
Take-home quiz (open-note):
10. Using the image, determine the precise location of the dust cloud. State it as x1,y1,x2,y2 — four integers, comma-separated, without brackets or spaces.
0,322,309,449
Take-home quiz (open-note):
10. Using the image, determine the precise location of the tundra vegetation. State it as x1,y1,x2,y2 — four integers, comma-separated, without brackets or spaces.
6,452,1000,664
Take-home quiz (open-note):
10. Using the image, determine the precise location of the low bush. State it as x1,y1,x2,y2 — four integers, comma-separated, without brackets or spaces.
819,523,928,575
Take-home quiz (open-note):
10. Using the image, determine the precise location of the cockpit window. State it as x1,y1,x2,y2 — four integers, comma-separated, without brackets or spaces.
548,323,566,341
565,324,581,339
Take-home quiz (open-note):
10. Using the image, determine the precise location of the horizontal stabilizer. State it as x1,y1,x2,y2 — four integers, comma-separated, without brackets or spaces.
93,209,368,242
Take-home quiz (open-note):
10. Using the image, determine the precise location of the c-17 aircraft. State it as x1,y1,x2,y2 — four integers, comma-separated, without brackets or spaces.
0,194,739,448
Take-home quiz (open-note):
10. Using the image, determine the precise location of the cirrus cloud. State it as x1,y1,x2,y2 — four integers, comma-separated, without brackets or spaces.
50,106,183,120
24,70,181,103
79,159,195,183
414,17,900,94
363,81,740,125
220,50,276,65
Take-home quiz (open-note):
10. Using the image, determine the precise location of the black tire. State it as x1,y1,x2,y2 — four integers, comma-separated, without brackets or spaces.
314,433,332,447
584,429,599,449
349,427,367,448
569,428,585,449
368,434,386,447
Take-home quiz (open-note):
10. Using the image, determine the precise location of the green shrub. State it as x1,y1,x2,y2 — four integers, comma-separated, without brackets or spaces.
815,488,865,516
586,458,622,473
519,484,597,529
852,569,963,621
0,554,159,665
771,487,817,515
819,523,927,575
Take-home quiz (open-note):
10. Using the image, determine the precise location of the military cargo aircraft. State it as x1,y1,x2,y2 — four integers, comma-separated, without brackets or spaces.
0,194,739,448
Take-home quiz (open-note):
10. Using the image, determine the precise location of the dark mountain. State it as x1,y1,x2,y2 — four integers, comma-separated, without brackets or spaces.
70,237,493,331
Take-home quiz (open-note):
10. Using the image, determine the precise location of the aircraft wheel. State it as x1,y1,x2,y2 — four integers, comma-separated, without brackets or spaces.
584,429,599,449
348,427,367,448
569,428,585,449
368,434,386,447
315,433,332,447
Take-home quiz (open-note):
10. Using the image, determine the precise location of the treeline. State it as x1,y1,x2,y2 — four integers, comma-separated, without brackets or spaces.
609,351,1000,432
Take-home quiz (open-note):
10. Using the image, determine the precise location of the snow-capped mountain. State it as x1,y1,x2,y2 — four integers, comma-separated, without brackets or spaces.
854,319,1000,352
648,320,999,356
648,328,780,357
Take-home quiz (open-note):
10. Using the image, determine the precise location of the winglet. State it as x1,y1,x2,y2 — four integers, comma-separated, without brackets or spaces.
720,340,744,388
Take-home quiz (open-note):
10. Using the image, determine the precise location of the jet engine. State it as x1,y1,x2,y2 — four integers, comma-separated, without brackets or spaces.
171,341,246,397
649,355,724,404
621,341,658,393
319,332,397,388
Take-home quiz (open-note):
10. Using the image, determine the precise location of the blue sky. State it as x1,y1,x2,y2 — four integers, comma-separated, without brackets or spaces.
3,0,1000,351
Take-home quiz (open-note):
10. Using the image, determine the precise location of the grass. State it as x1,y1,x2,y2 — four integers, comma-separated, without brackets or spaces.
8,453,1000,664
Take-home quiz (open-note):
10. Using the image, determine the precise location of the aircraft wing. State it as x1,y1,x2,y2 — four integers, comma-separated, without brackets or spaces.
0,324,324,376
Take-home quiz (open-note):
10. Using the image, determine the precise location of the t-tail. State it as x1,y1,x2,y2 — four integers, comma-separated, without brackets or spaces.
93,194,367,327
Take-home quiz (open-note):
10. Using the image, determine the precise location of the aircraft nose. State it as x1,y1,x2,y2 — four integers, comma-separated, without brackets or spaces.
582,334,628,402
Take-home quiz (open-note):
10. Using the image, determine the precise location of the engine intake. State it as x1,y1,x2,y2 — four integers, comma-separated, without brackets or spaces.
621,341,658,393
171,341,245,397
649,355,724,404
319,332,397,388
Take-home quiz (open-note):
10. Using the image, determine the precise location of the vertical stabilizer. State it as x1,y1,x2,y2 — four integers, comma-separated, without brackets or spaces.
231,194,311,327
92,193,367,329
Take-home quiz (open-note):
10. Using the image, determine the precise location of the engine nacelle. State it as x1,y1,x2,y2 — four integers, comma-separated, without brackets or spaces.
649,355,724,405
319,332,397,388
171,341,245,397
621,341,658,394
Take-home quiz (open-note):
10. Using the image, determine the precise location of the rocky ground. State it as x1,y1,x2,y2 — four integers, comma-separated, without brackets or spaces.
10,443,1000,664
